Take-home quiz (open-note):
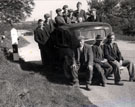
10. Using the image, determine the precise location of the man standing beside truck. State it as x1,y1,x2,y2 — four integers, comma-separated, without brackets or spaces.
34,19,51,66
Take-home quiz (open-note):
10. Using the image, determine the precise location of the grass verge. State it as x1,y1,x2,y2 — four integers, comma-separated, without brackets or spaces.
0,36,97,107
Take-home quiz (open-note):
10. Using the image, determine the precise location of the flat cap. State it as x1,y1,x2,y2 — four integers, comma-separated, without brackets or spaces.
63,5,68,9
56,8,62,13
44,13,50,18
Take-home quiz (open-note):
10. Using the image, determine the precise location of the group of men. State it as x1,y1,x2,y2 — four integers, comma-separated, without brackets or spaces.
55,2,98,26
34,2,135,91
34,2,97,65
67,33,135,91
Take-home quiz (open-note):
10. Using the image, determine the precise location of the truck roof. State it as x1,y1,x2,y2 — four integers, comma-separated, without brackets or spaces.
58,22,112,31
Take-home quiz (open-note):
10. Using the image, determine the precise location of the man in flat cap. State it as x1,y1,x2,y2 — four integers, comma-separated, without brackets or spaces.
70,36,93,91
92,35,112,87
73,2,87,22
62,5,70,24
55,8,66,27
43,13,56,65
44,13,55,33
104,32,135,85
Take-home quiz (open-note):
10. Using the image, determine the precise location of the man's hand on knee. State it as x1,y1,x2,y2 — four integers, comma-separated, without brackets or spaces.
71,64,76,69
113,60,121,67
101,59,107,63
88,65,93,70
119,60,123,66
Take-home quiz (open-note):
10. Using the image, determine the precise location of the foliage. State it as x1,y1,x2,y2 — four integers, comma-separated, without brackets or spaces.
88,0,118,14
0,23,11,35
118,0,135,36
87,0,135,36
0,0,35,25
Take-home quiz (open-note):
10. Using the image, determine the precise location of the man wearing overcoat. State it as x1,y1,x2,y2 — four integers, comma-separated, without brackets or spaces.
34,19,51,65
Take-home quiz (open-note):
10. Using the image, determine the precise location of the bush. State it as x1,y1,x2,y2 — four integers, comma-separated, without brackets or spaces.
0,23,11,35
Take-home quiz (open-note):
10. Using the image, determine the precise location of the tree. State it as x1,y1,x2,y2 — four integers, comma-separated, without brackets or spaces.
87,0,135,35
118,0,135,35
0,0,35,25
87,0,119,23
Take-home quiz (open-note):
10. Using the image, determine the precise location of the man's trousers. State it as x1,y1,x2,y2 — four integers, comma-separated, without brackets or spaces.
93,62,112,84
122,60,135,80
71,64,93,84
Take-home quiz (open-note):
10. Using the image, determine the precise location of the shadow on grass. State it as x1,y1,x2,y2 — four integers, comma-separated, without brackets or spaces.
19,60,70,85
14,59,98,107
6,53,70,85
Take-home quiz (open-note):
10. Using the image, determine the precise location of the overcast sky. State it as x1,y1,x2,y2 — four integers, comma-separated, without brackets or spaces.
26,0,89,21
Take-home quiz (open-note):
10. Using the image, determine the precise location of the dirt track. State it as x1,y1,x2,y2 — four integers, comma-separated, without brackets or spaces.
19,35,135,107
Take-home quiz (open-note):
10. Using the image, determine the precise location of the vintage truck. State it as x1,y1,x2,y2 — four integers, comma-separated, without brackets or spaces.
50,22,112,78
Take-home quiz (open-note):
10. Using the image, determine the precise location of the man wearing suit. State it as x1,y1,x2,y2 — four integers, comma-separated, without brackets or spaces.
55,8,66,27
34,19,51,65
44,14,56,65
92,35,112,87
73,2,87,22
104,32,135,85
62,5,70,24
44,13,55,33
70,36,93,91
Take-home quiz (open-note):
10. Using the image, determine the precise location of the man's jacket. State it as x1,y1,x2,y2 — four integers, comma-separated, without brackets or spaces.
92,43,105,65
34,27,50,49
73,44,93,66
44,19,56,33
104,42,123,62
55,16,66,27
73,9,87,21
